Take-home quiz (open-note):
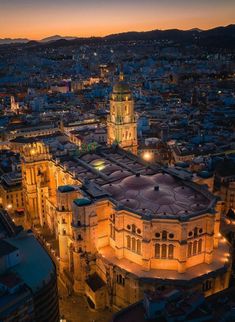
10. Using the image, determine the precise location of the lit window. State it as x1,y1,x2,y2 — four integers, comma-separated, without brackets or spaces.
198,239,202,253
188,242,192,257
137,240,141,255
132,238,136,252
193,240,197,255
155,243,160,258
127,235,131,249
168,244,174,259
162,244,167,258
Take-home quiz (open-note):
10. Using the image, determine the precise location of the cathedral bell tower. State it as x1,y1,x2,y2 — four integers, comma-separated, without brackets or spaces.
21,142,51,226
107,73,137,154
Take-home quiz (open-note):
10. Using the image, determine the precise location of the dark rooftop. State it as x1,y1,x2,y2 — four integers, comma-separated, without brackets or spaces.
0,240,18,257
86,272,106,292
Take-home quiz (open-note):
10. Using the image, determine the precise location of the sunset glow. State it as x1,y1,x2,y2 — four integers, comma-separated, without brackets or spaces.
0,0,234,39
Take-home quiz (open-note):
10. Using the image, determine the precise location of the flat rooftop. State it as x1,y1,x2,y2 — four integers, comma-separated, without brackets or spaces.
8,233,55,293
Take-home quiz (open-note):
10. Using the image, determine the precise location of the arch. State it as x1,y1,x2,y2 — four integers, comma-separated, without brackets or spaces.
162,244,167,258
188,242,192,257
126,235,131,249
194,227,198,238
198,239,202,253
137,239,141,255
155,243,160,258
131,237,136,252
162,230,167,241
193,240,197,255
132,224,136,234
168,244,174,259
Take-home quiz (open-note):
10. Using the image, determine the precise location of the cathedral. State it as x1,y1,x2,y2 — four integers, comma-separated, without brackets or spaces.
9,76,231,310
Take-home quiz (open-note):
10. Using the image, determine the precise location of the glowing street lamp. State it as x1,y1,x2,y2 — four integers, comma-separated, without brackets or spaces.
142,151,153,162
7,204,12,210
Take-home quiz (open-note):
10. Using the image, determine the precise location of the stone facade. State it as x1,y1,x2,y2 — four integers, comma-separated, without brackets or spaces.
107,74,137,154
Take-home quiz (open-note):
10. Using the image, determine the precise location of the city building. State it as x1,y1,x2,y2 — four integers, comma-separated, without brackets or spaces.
2,75,230,312
213,158,235,215
111,289,213,322
13,139,231,310
0,209,59,322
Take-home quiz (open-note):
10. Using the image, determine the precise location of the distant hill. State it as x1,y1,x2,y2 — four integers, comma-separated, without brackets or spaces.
41,35,77,42
42,24,235,49
0,38,29,45
1,24,234,49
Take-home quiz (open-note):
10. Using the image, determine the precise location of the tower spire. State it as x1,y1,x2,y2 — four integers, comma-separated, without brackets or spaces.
119,71,124,81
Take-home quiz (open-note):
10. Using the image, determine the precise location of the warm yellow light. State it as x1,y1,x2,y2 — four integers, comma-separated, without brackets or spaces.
92,160,106,171
30,149,36,156
7,204,12,209
142,151,153,162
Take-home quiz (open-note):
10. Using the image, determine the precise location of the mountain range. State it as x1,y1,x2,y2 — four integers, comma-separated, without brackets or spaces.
0,24,234,49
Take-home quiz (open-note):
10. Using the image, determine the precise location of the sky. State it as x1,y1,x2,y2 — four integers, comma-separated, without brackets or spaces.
0,0,234,39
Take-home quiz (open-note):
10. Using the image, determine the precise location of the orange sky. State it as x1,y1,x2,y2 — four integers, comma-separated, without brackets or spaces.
0,0,234,39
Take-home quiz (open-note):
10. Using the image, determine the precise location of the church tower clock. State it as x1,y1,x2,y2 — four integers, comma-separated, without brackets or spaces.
107,73,137,154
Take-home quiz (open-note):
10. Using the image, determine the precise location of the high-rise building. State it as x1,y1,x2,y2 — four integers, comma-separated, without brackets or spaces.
107,73,137,154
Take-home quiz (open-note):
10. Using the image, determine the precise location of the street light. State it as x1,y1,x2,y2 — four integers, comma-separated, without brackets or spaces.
142,151,153,162
7,204,12,210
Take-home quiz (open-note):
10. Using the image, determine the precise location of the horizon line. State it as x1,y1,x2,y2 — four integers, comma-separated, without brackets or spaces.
1,23,234,41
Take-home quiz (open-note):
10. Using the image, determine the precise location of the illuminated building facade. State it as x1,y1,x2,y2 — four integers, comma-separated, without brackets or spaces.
0,172,24,213
107,73,137,154
16,141,231,310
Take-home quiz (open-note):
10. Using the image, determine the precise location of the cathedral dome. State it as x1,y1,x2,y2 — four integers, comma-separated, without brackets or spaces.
113,81,131,94
112,73,131,95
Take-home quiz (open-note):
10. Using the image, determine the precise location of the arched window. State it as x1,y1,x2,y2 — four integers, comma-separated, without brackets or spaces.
137,240,141,255
198,239,202,253
162,244,167,258
122,276,125,286
126,235,131,249
168,244,174,259
162,231,167,241
132,224,136,234
188,242,192,257
193,240,197,255
132,238,136,252
194,227,198,238
155,243,160,258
